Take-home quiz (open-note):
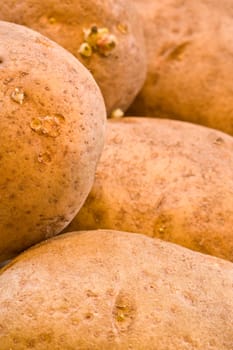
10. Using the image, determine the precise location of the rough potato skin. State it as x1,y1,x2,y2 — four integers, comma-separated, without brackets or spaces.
0,0,146,115
66,117,233,262
128,0,233,135
0,21,106,261
0,230,232,349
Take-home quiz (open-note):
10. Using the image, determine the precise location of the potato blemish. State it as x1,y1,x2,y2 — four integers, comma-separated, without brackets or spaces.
11,87,25,105
113,291,136,331
79,26,117,58
30,115,65,138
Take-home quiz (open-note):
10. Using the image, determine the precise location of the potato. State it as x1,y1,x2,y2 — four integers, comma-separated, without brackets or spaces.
0,0,147,116
66,117,233,262
0,230,232,349
0,21,106,262
128,0,233,135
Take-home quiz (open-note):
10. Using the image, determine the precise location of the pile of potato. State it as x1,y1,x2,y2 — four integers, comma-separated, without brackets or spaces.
0,1,233,349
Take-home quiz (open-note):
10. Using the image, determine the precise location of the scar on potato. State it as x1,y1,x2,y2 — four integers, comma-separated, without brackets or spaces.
167,41,191,60
113,291,136,331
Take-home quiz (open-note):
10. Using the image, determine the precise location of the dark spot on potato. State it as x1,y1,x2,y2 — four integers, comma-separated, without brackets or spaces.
182,334,198,347
84,312,94,320
213,137,224,145
167,41,191,61
182,291,197,306
20,71,29,77
8,193,16,200
86,290,98,297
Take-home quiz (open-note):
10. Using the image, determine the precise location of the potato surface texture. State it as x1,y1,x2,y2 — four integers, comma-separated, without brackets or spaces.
0,230,232,349
0,21,106,261
0,0,146,115
129,0,233,135
66,117,233,262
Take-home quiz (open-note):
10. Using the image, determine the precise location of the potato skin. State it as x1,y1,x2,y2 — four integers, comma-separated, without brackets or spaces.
66,117,233,262
0,21,106,261
0,230,232,349
0,0,146,115
128,0,233,135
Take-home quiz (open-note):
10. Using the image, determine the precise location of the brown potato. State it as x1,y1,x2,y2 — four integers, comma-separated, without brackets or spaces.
128,0,233,135
0,230,232,349
66,117,233,262
0,21,106,261
0,0,147,116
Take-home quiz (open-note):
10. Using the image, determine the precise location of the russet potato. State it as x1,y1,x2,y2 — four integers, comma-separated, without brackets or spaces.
66,117,233,262
0,230,232,349
0,0,147,115
128,0,233,135
0,21,106,261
